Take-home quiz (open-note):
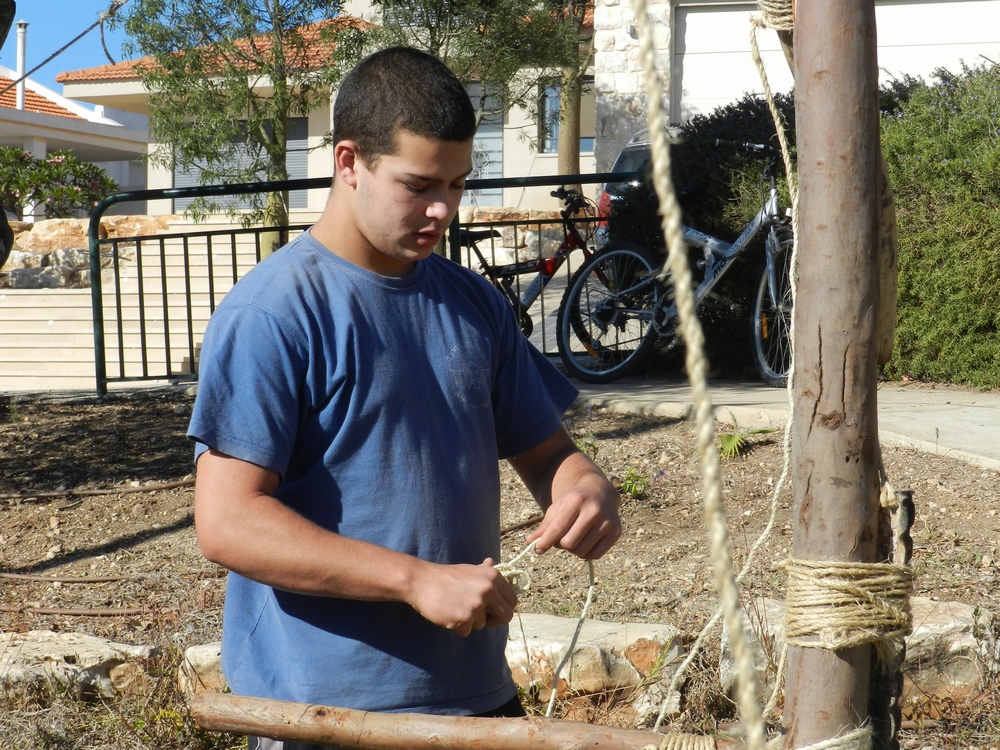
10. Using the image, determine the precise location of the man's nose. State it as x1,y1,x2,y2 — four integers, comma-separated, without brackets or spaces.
426,194,453,221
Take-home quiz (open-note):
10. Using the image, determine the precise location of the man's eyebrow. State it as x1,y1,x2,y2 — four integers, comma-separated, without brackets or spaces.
403,167,474,182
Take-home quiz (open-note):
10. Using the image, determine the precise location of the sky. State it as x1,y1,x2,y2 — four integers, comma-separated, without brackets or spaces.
0,0,129,96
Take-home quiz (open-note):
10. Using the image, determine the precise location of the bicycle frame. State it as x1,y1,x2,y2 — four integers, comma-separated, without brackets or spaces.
556,140,794,385
651,158,790,336
465,188,598,317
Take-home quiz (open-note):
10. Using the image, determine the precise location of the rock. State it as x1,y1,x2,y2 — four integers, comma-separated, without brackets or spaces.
719,598,785,705
100,215,178,238
15,218,91,253
472,207,530,224
3,250,43,270
48,247,91,269
902,597,998,717
5,266,78,289
178,642,226,697
717,597,1000,719
631,679,682,726
0,630,158,700
505,613,683,700
174,614,684,715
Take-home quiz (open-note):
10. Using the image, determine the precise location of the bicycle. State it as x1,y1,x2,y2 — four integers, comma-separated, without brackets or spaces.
556,139,794,385
460,186,600,337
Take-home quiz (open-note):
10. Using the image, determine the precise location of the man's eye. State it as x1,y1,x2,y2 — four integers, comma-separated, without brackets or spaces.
405,183,428,194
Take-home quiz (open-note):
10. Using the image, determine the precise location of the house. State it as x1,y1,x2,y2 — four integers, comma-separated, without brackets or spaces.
0,23,148,219
57,11,600,215
592,0,1000,170
54,0,1000,216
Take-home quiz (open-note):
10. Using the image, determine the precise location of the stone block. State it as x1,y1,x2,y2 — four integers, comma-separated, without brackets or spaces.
101,215,178,239
3,250,43,270
5,266,77,289
506,613,682,699
49,247,91,269
718,597,1000,719
0,630,157,700
902,597,998,717
719,598,785,705
15,218,90,253
178,642,227,698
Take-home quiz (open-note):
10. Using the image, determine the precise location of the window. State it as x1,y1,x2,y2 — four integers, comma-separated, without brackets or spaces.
173,117,309,213
463,83,504,208
540,76,596,154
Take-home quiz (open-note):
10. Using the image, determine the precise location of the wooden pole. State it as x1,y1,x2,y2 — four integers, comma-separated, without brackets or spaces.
783,1,882,748
190,692,746,750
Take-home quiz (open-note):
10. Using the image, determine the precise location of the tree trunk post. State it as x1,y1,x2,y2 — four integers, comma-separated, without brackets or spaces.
783,1,882,747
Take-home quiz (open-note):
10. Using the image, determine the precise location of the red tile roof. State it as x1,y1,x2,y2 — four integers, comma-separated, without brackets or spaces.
0,75,83,120
57,17,368,84
57,9,594,85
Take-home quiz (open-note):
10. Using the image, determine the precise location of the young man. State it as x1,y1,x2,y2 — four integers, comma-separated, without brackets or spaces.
188,46,620,749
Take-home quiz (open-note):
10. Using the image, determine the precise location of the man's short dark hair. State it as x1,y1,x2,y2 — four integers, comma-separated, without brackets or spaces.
333,46,477,164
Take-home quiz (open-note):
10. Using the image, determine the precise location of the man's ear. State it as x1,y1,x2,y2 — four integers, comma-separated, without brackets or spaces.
334,141,361,188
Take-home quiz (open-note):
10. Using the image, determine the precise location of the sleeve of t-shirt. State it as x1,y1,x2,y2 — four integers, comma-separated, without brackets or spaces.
490,306,579,459
186,303,308,478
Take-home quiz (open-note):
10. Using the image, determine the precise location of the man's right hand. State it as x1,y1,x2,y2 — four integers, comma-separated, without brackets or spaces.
406,558,518,637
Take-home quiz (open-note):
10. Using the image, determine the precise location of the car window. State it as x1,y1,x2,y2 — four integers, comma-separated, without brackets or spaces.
611,146,650,174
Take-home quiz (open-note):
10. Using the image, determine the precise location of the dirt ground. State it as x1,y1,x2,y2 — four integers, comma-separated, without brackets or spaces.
1,384,999,748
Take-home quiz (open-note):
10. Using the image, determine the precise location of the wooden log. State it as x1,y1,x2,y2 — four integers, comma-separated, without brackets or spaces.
190,692,746,750
784,1,882,748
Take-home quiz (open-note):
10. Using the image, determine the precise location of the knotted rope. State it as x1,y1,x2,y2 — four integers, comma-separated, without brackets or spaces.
497,541,597,717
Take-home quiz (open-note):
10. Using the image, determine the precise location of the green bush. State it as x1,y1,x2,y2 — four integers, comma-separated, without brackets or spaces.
606,93,796,377
609,63,1000,388
0,148,118,219
881,63,1000,388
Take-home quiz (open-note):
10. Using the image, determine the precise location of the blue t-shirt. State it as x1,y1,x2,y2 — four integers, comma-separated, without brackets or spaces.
187,231,577,714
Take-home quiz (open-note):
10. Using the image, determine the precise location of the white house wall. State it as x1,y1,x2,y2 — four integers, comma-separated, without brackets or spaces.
594,0,1000,170
501,97,598,210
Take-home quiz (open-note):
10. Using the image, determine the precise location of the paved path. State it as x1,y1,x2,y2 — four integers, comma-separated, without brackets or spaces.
575,377,1000,472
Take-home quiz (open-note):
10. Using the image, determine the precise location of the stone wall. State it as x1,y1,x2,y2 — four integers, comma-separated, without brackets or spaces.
0,210,567,290
593,0,671,171
0,216,179,290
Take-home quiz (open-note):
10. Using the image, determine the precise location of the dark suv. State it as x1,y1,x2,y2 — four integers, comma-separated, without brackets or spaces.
595,127,683,245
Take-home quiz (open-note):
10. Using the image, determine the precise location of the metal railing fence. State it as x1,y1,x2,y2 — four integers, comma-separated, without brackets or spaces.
88,172,636,396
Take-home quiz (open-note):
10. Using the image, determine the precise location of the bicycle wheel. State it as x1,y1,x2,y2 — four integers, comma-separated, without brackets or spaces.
750,237,794,387
557,243,663,384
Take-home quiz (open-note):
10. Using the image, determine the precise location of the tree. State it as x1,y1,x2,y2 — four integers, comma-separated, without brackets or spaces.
0,148,118,220
551,0,593,178
331,0,581,148
117,0,352,242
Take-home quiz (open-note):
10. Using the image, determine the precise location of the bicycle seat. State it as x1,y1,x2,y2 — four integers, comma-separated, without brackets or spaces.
459,228,502,243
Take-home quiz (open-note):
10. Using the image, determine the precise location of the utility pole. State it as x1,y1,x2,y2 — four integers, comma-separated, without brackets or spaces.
783,1,882,747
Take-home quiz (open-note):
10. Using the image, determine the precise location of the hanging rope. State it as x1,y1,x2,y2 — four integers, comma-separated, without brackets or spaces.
496,540,597,718
628,0,767,747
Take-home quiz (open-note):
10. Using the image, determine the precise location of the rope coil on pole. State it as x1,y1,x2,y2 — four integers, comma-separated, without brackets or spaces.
782,558,913,654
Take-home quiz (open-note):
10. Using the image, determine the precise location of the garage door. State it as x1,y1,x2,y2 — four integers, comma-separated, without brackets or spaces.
672,0,1000,121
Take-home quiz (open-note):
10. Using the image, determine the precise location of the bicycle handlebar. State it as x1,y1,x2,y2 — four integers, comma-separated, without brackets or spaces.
714,138,780,156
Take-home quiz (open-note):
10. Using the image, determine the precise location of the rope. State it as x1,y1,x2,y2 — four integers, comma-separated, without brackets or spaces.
782,558,913,656
755,0,795,32
495,539,537,595
629,1,766,748
791,725,872,750
496,541,598,717
642,734,716,750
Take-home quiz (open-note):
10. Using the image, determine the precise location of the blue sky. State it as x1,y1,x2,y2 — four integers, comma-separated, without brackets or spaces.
1,1,129,95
